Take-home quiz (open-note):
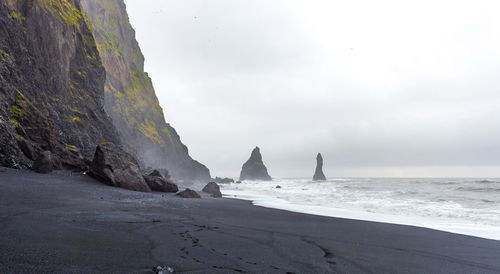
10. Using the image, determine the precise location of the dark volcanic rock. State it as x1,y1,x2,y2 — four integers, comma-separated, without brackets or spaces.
148,169,169,179
202,182,222,198
313,153,327,181
144,170,178,193
0,0,119,170
32,151,60,174
239,147,272,181
214,177,234,184
176,188,201,198
89,142,151,192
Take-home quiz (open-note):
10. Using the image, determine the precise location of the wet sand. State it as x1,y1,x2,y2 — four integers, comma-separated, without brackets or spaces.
0,167,499,273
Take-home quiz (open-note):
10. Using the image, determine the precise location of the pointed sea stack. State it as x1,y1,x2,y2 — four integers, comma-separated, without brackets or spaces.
239,147,272,181
313,153,327,181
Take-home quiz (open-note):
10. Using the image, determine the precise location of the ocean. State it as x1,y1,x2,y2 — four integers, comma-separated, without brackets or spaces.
220,178,500,241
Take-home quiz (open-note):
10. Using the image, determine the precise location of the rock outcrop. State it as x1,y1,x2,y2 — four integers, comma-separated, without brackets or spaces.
0,0,119,170
32,151,60,174
202,182,222,198
176,188,201,198
313,153,327,181
239,147,272,181
214,177,234,184
89,142,151,192
144,170,178,193
80,0,210,181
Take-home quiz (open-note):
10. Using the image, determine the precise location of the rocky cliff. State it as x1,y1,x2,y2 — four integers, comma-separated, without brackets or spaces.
80,0,210,181
0,0,118,169
240,147,272,181
0,0,210,181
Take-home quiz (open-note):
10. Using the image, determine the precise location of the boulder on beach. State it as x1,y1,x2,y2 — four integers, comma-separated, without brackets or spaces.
239,146,272,181
89,142,151,192
214,177,234,184
313,153,327,181
202,182,222,198
144,170,178,193
32,151,60,174
176,188,201,198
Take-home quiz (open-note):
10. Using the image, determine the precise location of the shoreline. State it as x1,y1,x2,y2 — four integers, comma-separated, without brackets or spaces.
221,189,500,242
1,167,500,273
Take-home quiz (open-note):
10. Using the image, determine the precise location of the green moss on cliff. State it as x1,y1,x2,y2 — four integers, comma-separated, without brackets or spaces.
8,90,33,129
10,105,23,117
81,0,176,149
8,11,25,25
65,144,77,149
94,26,124,57
161,127,174,145
40,0,82,26
15,90,31,105
10,119,19,127
0,49,12,68
138,120,164,146
72,107,82,114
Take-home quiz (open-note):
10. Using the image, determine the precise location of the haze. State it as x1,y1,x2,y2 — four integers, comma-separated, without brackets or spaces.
124,0,500,178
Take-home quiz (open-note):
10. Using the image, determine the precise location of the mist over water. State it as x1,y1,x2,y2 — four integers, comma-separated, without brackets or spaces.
221,178,500,241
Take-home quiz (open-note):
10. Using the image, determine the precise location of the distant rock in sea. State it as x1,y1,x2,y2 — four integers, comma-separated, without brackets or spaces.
214,177,234,184
239,147,272,181
313,153,327,181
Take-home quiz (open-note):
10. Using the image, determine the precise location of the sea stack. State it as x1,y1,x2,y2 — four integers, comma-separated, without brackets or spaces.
313,153,327,181
239,147,272,181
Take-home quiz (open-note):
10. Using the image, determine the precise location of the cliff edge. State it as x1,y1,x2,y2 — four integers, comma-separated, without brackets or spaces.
80,0,210,181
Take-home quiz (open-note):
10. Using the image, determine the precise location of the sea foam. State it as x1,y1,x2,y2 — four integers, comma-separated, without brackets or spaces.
221,178,500,241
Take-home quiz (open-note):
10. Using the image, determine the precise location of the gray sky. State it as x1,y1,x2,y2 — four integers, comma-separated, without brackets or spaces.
124,0,500,178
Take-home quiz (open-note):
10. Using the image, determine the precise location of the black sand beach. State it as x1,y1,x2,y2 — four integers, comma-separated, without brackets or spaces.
1,167,499,273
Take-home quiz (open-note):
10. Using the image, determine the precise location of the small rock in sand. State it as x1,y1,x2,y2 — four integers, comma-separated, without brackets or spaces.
176,188,201,198
144,170,178,193
153,265,174,274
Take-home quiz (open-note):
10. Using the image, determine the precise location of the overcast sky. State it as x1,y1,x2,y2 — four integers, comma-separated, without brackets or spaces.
124,0,500,178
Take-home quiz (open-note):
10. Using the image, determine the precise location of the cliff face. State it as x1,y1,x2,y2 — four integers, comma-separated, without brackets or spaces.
80,0,210,181
0,0,118,169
